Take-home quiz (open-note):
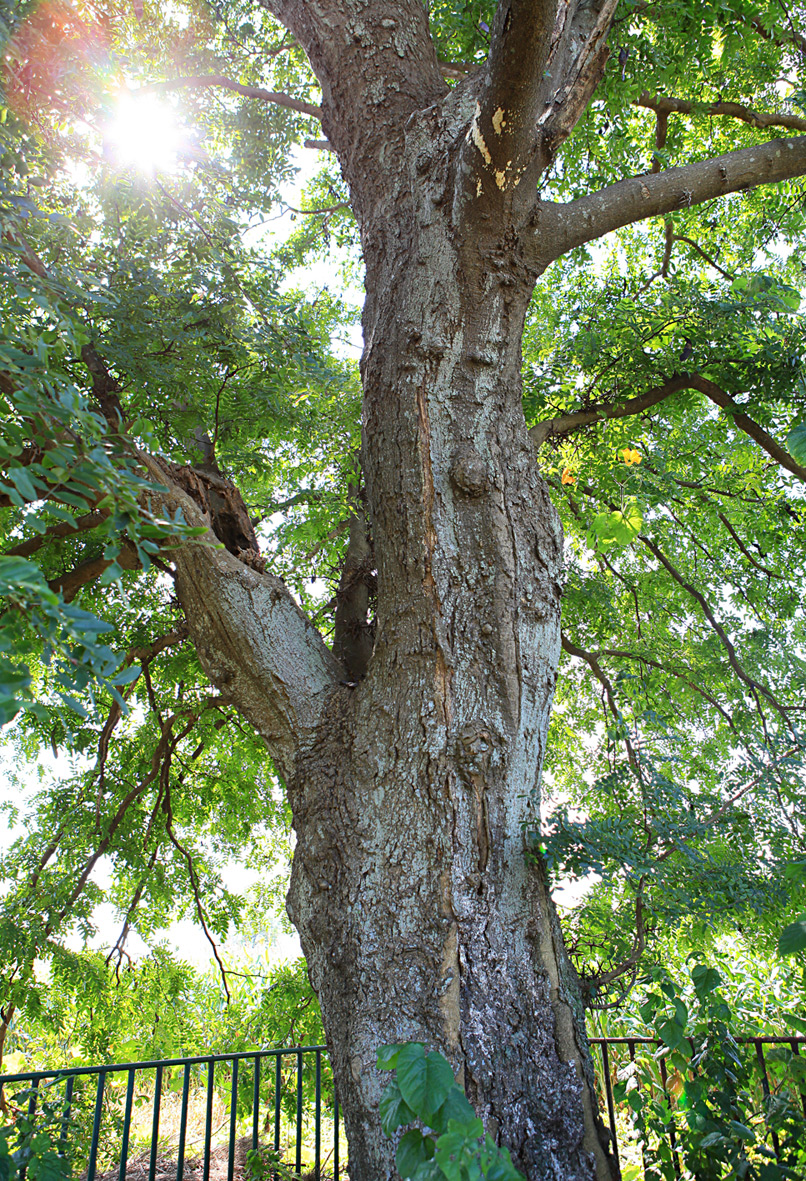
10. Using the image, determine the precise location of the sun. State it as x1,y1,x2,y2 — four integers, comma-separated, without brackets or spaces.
105,92,186,174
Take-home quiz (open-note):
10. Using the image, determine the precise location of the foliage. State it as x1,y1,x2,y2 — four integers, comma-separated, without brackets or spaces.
0,1080,72,1181
376,1044,524,1181
614,961,806,1179
2,949,321,1072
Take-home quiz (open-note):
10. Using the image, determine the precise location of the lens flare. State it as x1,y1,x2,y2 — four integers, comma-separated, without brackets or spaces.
105,93,185,174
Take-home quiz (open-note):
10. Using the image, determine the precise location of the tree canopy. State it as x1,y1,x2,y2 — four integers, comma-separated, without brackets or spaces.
1,0,806,1173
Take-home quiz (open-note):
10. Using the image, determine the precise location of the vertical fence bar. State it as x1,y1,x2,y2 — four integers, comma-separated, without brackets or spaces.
598,1042,619,1167
314,1050,321,1181
176,1065,191,1181
118,1068,136,1181
658,1056,681,1178
627,1040,645,1176
19,1079,41,1181
59,1074,74,1158
295,1050,303,1177
754,1039,781,1160
148,1065,163,1181
334,1092,340,1181
252,1056,261,1153
790,1040,806,1120
203,1060,215,1181
87,1070,107,1181
273,1055,282,1154
227,1059,239,1181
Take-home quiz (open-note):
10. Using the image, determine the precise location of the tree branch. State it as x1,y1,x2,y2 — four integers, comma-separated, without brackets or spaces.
139,454,342,783
532,371,806,482
140,75,323,120
469,0,558,191
561,634,640,771
635,532,794,724
536,135,806,265
536,0,620,153
530,374,690,446
685,373,806,483
4,510,109,558
636,91,806,137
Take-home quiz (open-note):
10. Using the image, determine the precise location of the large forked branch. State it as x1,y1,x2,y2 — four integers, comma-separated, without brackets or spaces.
537,0,620,151
139,455,342,783
468,0,619,198
468,0,558,191
141,75,323,120
535,135,806,265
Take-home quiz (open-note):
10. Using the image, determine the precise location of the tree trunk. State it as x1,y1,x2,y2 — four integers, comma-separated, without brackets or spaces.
167,8,626,1175
283,110,618,1179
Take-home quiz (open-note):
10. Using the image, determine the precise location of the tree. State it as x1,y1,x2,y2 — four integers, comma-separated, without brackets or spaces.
1,0,806,1178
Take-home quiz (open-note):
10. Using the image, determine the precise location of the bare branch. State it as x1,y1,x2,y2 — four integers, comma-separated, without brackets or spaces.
561,634,640,771
532,371,806,481
536,135,806,265
140,75,323,120
4,510,109,558
164,816,231,1003
48,543,141,602
530,374,690,446
636,91,806,137
669,232,734,280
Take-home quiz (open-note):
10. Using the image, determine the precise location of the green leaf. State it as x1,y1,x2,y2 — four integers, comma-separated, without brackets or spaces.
396,1045,455,1119
430,1085,476,1133
377,1043,402,1071
396,1130,434,1179
777,915,806,957
379,1079,415,1136
786,421,806,465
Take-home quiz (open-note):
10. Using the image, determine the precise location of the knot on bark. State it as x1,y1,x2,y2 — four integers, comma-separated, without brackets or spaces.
456,723,496,779
450,448,490,497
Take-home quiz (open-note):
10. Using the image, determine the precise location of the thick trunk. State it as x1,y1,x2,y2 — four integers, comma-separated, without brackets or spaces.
284,105,617,1180
169,40,618,1181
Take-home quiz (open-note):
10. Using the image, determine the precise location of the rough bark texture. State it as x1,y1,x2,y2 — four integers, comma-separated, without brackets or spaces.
151,0,806,1177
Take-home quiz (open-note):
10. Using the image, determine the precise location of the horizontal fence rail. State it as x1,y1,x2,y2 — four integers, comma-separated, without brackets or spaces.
589,1035,806,1175
2,1036,805,1180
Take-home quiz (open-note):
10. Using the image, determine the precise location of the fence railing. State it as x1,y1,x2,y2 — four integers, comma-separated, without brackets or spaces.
0,1046,342,1181
2,1035,805,1180
589,1034,806,1175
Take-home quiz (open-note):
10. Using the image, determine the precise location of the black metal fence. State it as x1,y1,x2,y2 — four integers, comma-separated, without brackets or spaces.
2,1035,805,1180
0,1046,342,1181
590,1034,806,1176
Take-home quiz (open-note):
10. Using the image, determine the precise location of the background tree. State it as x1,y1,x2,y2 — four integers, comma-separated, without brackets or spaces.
1,0,806,1178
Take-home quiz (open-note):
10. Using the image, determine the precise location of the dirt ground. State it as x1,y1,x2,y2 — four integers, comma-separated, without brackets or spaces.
91,1134,339,1181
